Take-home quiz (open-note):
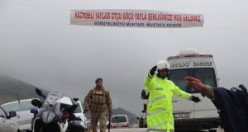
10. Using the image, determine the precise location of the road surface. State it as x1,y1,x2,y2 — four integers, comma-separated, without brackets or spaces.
106,128,224,132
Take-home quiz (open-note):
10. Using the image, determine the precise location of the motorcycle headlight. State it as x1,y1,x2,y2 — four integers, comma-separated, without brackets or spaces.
41,110,56,124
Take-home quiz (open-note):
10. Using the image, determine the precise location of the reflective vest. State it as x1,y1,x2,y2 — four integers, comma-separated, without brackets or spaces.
144,73,191,132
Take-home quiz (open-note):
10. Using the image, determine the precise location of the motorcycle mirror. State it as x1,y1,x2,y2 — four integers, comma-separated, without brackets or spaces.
31,99,42,108
73,98,79,101
35,88,43,97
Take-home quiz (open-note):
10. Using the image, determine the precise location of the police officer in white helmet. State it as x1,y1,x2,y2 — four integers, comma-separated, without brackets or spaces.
144,60,200,132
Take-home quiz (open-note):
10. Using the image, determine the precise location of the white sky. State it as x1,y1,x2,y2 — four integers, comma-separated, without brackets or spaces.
1,0,248,115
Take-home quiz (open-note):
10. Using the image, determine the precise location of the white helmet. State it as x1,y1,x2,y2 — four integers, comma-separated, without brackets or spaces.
156,60,170,70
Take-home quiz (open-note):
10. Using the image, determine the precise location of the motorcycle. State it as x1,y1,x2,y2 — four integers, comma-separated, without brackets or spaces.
30,88,85,132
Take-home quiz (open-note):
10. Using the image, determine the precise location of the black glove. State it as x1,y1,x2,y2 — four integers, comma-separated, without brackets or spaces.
141,89,147,99
191,96,200,103
149,66,157,76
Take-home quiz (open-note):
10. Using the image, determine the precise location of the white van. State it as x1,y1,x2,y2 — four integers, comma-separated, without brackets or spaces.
167,49,220,132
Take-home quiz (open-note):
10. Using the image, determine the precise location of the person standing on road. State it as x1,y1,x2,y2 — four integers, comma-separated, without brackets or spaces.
186,76,248,132
83,77,112,132
144,60,200,132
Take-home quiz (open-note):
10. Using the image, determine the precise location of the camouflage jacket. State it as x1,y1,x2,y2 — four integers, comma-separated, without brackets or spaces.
84,87,112,113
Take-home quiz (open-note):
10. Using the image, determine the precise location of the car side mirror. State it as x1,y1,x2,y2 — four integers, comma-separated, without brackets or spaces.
8,111,17,118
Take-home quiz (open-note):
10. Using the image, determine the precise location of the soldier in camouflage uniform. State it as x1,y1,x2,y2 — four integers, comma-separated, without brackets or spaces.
83,77,112,132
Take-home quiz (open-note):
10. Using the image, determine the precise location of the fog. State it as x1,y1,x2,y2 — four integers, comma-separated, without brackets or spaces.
1,0,248,115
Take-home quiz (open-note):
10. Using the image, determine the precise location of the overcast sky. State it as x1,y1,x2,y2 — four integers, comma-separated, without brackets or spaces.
1,0,248,115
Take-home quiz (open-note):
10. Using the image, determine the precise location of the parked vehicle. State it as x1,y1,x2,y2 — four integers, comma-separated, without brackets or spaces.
110,114,129,128
31,88,85,132
168,49,220,132
72,100,88,129
66,100,88,131
0,106,19,132
1,98,39,131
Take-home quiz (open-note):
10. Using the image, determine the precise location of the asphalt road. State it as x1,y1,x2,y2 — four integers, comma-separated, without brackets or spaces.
108,128,224,132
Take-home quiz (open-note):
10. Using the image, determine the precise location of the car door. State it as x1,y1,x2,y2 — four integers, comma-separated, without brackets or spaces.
0,118,15,132
0,107,18,132
17,99,36,130
0,107,9,132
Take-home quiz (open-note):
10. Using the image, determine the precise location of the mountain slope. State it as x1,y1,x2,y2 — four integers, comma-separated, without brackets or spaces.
0,75,46,105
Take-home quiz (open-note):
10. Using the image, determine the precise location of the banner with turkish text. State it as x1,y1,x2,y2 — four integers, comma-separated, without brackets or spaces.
70,9,204,28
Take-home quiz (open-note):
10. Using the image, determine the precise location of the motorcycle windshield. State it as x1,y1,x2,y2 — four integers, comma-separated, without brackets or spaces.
42,91,63,107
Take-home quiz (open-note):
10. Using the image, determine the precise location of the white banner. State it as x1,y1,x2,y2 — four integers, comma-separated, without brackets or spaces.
70,9,204,28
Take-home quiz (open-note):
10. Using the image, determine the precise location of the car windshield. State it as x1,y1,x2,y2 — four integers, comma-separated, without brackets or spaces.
74,104,82,113
1,99,36,113
168,68,217,93
111,116,127,123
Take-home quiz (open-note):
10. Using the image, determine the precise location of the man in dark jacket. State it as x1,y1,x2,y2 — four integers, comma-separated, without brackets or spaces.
186,76,248,132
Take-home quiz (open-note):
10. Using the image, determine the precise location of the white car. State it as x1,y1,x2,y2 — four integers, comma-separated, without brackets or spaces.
1,99,39,131
0,106,19,132
73,100,88,129
110,114,130,128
